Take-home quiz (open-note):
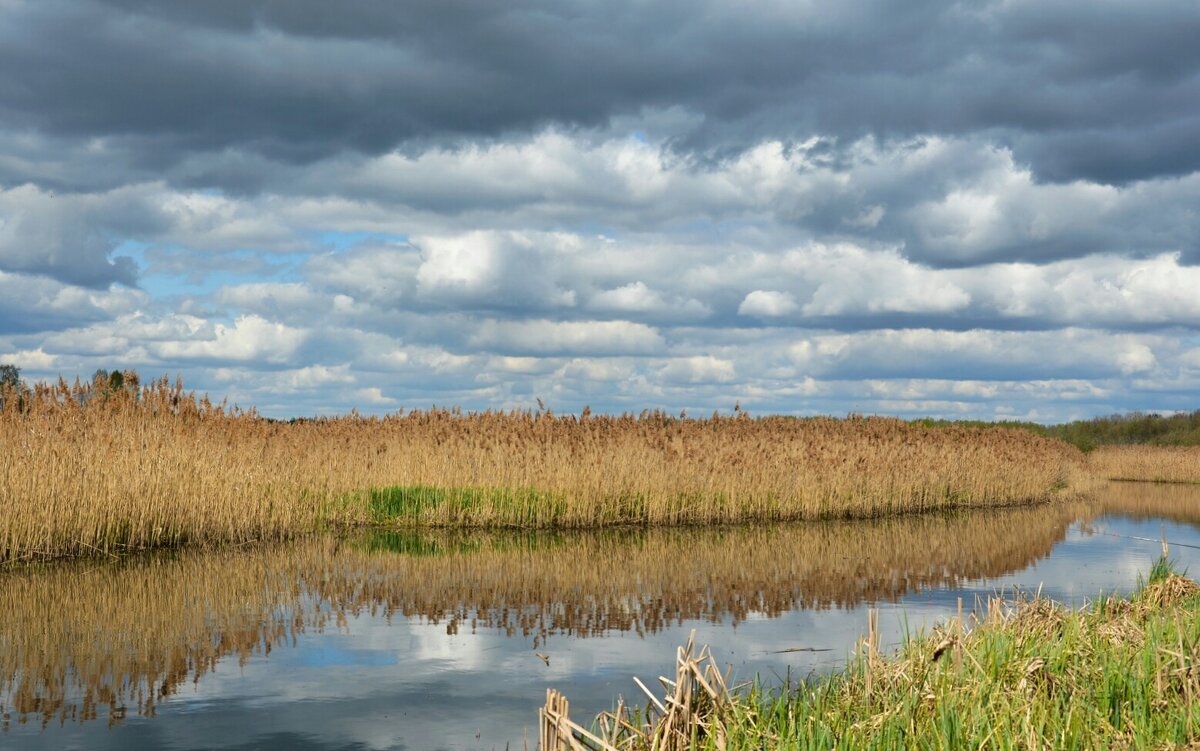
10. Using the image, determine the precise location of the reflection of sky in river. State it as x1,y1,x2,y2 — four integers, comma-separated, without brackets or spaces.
8,500,1200,751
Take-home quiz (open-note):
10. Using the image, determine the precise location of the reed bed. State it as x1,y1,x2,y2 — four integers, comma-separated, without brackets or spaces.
548,565,1200,750
1088,445,1200,484
0,377,334,563
0,375,1081,562
0,503,1081,728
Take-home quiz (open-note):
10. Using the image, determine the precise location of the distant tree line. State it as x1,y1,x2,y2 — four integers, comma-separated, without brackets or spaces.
1039,410,1200,451
91,368,141,394
0,363,18,391
915,411,1200,451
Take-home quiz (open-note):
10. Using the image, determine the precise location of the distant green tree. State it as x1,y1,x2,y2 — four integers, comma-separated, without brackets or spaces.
0,363,18,391
89,367,139,400
0,363,21,410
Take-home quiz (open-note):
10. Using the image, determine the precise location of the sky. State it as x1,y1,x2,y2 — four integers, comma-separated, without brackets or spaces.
1,0,1198,421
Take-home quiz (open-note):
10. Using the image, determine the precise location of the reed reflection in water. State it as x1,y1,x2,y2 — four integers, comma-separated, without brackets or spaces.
0,500,1093,730
1085,479,1200,529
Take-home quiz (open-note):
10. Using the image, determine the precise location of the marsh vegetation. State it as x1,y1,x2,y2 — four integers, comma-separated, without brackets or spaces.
1087,445,1200,484
548,564,1200,751
1,375,1081,563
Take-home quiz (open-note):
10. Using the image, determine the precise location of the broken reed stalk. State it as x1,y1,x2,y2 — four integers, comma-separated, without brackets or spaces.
540,630,732,751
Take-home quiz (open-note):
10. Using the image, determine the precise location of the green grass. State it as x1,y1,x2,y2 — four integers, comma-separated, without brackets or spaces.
1146,553,1181,586
364,484,569,526
594,560,1200,750
358,485,739,528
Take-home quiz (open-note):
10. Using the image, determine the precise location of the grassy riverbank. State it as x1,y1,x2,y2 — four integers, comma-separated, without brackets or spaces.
550,561,1200,750
0,376,1081,563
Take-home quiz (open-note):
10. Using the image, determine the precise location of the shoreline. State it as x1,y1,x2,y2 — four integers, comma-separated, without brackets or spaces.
541,561,1200,750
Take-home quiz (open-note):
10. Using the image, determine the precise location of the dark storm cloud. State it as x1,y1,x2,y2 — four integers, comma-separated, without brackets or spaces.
2,0,1198,192
0,184,161,287
1010,120,1200,186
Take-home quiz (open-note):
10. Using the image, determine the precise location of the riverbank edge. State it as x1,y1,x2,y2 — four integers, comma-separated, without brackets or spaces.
337,481,1086,529
3,481,1087,568
542,560,1200,750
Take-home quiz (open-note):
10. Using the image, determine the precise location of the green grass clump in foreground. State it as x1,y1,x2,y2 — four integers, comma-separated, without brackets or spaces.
584,559,1200,750
745,571,1200,749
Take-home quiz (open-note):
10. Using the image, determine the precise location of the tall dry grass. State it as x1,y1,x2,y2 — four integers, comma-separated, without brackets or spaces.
1,377,333,563
1,375,1082,563
1087,445,1200,484
0,502,1081,728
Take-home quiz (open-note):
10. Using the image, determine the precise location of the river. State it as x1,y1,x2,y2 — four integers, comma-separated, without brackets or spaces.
3,481,1198,750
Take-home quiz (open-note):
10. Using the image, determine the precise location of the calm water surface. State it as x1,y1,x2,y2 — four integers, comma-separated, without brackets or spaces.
3,481,1200,750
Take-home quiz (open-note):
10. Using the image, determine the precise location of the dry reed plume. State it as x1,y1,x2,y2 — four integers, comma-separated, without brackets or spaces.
1087,445,1200,484
0,502,1082,728
1,375,1082,563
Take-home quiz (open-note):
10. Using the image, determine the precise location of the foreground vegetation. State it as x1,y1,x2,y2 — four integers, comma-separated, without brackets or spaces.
548,562,1200,750
0,374,1081,563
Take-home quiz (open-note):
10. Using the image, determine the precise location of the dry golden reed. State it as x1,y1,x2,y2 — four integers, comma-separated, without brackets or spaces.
1087,445,1200,484
0,502,1082,728
1,375,1082,563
